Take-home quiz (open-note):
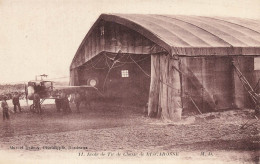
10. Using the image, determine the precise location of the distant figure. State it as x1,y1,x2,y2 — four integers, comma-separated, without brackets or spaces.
74,92,81,113
12,92,21,113
1,97,10,120
55,98,62,112
65,94,72,113
33,93,41,114
60,91,66,113
25,85,28,105
55,90,62,112
61,92,71,113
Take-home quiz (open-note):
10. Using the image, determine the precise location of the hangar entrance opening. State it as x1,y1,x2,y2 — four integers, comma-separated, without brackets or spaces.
77,52,151,110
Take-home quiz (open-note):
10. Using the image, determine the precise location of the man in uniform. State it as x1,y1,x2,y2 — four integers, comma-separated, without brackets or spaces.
33,93,41,114
12,92,22,113
1,97,10,120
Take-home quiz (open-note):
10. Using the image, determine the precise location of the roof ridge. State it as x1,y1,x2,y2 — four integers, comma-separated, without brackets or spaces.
202,16,260,35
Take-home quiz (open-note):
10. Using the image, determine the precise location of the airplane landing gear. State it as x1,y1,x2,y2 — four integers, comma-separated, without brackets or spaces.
30,99,45,114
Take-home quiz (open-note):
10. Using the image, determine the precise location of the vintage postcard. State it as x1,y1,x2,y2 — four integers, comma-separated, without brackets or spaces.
0,0,259,164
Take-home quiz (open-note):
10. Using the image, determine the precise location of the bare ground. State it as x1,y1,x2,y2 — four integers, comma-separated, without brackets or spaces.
0,103,259,163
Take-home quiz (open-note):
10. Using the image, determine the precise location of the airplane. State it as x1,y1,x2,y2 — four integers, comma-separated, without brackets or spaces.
25,74,102,112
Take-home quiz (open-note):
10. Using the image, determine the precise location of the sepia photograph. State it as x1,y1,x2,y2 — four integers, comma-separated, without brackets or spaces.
0,0,259,163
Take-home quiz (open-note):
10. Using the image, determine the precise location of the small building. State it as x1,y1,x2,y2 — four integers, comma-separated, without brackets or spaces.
70,14,260,121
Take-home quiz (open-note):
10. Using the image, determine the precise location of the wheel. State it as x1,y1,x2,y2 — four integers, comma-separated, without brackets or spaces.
30,104,35,113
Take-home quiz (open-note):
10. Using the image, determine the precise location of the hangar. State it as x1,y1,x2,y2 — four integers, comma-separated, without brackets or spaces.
70,14,260,121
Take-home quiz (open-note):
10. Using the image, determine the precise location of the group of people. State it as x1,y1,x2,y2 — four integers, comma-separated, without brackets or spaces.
32,90,75,114
1,92,22,120
1,90,92,120
55,91,72,113
55,90,91,113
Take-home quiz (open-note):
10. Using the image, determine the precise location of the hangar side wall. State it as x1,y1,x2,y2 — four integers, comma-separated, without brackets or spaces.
148,55,260,118
232,56,260,108
180,56,233,113
180,56,260,114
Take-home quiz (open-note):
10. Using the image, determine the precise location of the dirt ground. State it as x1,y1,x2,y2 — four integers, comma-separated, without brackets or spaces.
0,102,259,164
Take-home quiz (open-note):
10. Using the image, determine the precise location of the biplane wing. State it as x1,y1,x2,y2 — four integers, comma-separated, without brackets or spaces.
53,85,103,96
53,85,95,90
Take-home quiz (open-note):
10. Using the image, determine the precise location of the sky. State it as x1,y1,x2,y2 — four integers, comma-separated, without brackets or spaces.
0,0,260,84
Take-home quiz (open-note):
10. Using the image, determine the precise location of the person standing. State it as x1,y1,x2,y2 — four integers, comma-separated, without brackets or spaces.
33,93,41,114
65,94,72,113
1,97,10,120
60,91,71,113
55,98,62,112
84,90,92,110
12,92,22,113
74,92,81,113
55,90,62,112
60,91,66,113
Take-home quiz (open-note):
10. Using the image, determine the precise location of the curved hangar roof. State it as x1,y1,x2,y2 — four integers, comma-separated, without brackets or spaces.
76,14,260,57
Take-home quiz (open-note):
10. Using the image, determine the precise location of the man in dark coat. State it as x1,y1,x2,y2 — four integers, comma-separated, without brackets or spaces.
61,91,71,113
1,97,10,120
55,90,62,112
33,93,41,114
74,92,82,113
83,90,92,110
12,92,21,113
55,98,62,112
